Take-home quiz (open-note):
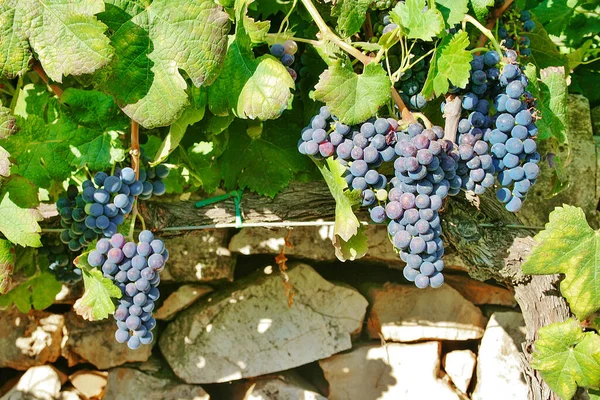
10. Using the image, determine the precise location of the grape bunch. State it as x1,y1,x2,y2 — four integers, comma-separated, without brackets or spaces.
57,185,100,252
41,236,82,283
490,60,540,212
270,40,299,81
381,123,458,289
369,0,398,11
136,152,169,200
297,106,398,205
87,231,167,349
498,9,535,57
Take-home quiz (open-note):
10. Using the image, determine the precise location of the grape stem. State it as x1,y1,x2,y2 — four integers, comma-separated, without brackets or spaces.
412,112,432,129
477,0,515,48
130,120,140,180
32,61,63,98
443,95,462,143
463,15,503,56
265,33,321,46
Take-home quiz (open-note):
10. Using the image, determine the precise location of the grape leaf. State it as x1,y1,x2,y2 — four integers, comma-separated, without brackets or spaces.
391,0,444,41
0,184,42,247
333,225,368,261
0,146,10,178
314,62,391,125
60,88,129,132
532,0,579,36
316,157,362,242
522,205,600,320
470,0,494,20
334,0,371,38
0,0,113,82
73,256,121,321
12,83,53,120
0,106,16,139
1,175,38,209
0,239,14,294
0,272,61,313
436,0,469,27
422,31,472,99
590,389,600,400
97,0,230,129
532,319,600,400
524,65,568,144
527,18,569,70
237,0,271,43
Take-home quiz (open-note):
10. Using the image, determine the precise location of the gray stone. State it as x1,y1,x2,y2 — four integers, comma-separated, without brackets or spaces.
103,368,209,400
444,274,516,306
62,312,151,369
319,342,459,400
472,312,528,400
0,366,62,400
154,284,213,321
0,308,63,370
442,349,476,394
365,283,487,342
160,263,368,383
231,372,326,400
161,230,235,283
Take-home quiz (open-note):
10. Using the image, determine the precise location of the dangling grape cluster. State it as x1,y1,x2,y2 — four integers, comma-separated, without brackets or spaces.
369,0,398,11
87,231,167,349
386,123,458,288
41,236,82,283
270,40,299,81
136,153,169,200
57,185,100,252
498,9,535,57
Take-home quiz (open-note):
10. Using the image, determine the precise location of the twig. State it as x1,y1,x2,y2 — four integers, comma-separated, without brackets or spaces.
391,87,416,123
32,61,63,98
364,13,374,41
464,15,503,56
477,0,515,48
443,95,462,143
130,120,140,179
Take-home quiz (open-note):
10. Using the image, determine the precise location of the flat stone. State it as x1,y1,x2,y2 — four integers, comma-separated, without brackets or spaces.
62,312,151,369
472,312,528,400
319,342,459,399
444,275,516,306
231,372,326,400
68,370,107,399
58,391,81,400
161,230,235,283
0,308,63,370
160,263,368,384
0,365,62,400
154,284,213,321
365,283,487,342
103,368,209,400
442,349,476,393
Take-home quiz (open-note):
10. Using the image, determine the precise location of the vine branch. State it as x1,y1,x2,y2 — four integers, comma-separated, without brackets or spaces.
443,95,462,143
32,61,63,98
130,120,140,179
478,0,515,48
464,15,504,56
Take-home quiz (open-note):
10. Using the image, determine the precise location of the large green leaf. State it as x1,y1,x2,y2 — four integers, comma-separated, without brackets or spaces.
522,205,600,320
470,0,494,20
97,0,230,129
334,0,371,38
314,62,391,125
0,184,41,247
391,0,444,41
436,0,468,27
0,106,16,139
0,272,61,312
73,255,121,321
422,30,472,99
527,18,569,70
0,0,112,81
532,319,600,400
0,239,14,294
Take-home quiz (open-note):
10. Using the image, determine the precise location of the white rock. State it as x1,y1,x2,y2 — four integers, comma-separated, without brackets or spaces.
1,366,62,400
442,349,476,393
58,391,81,400
233,372,326,400
103,368,209,400
365,283,487,342
160,263,368,383
0,308,64,370
68,370,107,399
154,284,213,321
472,312,528,400
319,342,459,400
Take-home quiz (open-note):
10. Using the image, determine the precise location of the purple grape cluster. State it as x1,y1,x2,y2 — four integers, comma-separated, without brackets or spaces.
382,123,458,289
136,152,169,200
57,185,100,252
498,10,535,57
41,236,82,283
87,231,167,349
270,40,298,81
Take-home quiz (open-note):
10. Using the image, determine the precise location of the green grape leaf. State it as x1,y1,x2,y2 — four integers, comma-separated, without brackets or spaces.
0,183,41,247
524,65,568,144
590,388,600,400
237,0,271,43
532,319,600,400
0,272,61,313
436,0,468,27
526,18,569,70
422,30,472,99
0,106,16,139
221,116,310,197
73,256,121,321
0,146,10,178
522,205,600,320
0,0,113,82
0,239,15,294
314,62,391,125
97,0,230,129
470,0,494,20
12,83,53,120
1,175,38,209
208,37,295,120
531,0,579,36
184,129,228,193
391,0,444,41
333,225,368,262
316,157,362,242
60,87,129,131
152,88,207,166
334,0,371,38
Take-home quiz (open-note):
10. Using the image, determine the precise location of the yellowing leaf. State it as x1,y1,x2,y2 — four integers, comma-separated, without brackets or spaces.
73,257,121,321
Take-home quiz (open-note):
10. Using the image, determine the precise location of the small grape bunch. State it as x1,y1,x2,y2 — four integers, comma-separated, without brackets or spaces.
57,185,100,252
41,236,82,283
87,231,167,350
498,9,535,57
270,40,298,81
138,164,169,200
